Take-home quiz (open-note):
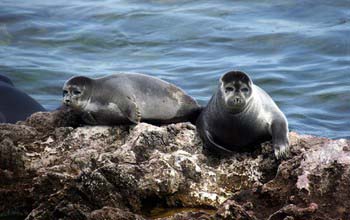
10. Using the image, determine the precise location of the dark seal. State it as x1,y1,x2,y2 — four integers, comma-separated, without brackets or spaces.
62,73,201,125
0,74,45,123
196,70,290,159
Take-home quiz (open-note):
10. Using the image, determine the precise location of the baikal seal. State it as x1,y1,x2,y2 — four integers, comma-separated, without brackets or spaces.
196,70,289,159
62,73,201,125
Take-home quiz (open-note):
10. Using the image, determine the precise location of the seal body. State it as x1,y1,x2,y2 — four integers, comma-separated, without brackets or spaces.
196,71,289,159
0,74,46,123
62,73,201,125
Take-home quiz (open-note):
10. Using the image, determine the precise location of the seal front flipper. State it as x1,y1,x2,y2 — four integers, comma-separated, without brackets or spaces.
118,96,141,124
205,130,233,153
271,119,290,159
82,112,98,125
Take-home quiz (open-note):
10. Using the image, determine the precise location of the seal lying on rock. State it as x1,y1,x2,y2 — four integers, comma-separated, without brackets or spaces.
196,70,289,159
0,74,45,123
62,73,201,125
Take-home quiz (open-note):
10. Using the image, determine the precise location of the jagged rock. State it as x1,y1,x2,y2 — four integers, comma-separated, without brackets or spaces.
0,110,349,220
214,199,257,220
88,207,145,220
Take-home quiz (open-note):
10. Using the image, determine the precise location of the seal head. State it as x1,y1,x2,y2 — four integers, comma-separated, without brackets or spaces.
63,76,93,110
219,71,253,113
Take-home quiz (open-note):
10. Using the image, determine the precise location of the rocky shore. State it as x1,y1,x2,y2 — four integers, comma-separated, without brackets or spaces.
0,110,349,220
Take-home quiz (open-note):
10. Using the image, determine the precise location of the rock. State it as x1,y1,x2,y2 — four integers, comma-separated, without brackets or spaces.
215,199,257,220
88,207,145,220
0,111,349,220
267,203,318,220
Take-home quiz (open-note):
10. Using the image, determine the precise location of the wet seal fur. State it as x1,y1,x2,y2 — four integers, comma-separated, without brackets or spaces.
196,70,290,159
0,74,46,123
62,73,201,125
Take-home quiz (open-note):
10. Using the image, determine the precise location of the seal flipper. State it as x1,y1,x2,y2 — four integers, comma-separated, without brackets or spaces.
204,130,233,153
81,112,98,125
271,119,290,159
118,96,141,124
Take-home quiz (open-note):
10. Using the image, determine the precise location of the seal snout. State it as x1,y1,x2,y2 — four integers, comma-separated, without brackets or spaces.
63,98,71,106
62,90,72,106
231,97,243,104
226,97,245,108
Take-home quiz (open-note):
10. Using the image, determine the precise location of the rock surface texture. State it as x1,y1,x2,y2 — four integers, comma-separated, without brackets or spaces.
0,110,349,220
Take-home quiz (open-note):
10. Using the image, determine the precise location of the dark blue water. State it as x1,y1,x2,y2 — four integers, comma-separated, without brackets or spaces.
0,0,349,139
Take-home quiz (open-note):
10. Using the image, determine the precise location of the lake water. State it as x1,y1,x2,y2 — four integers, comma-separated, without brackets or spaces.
0,0,349,139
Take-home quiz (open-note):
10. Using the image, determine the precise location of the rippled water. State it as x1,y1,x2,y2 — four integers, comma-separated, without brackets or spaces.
0,0,349,139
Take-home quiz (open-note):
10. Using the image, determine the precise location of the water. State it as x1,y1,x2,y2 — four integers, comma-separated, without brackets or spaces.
0,0,349,139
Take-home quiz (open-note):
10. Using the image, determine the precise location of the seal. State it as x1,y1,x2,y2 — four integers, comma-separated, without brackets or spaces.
196,70,290,159
0,74,46,123
62,73,201,125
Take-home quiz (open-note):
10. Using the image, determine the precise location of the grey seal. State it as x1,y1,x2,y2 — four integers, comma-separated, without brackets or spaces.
196,70,290,159
62,73,201,125
0,74,46,123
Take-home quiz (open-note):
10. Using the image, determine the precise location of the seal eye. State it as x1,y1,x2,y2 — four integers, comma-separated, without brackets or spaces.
63,90,68,97
73,90,82,95
241,88,249,93
225,87,234,93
